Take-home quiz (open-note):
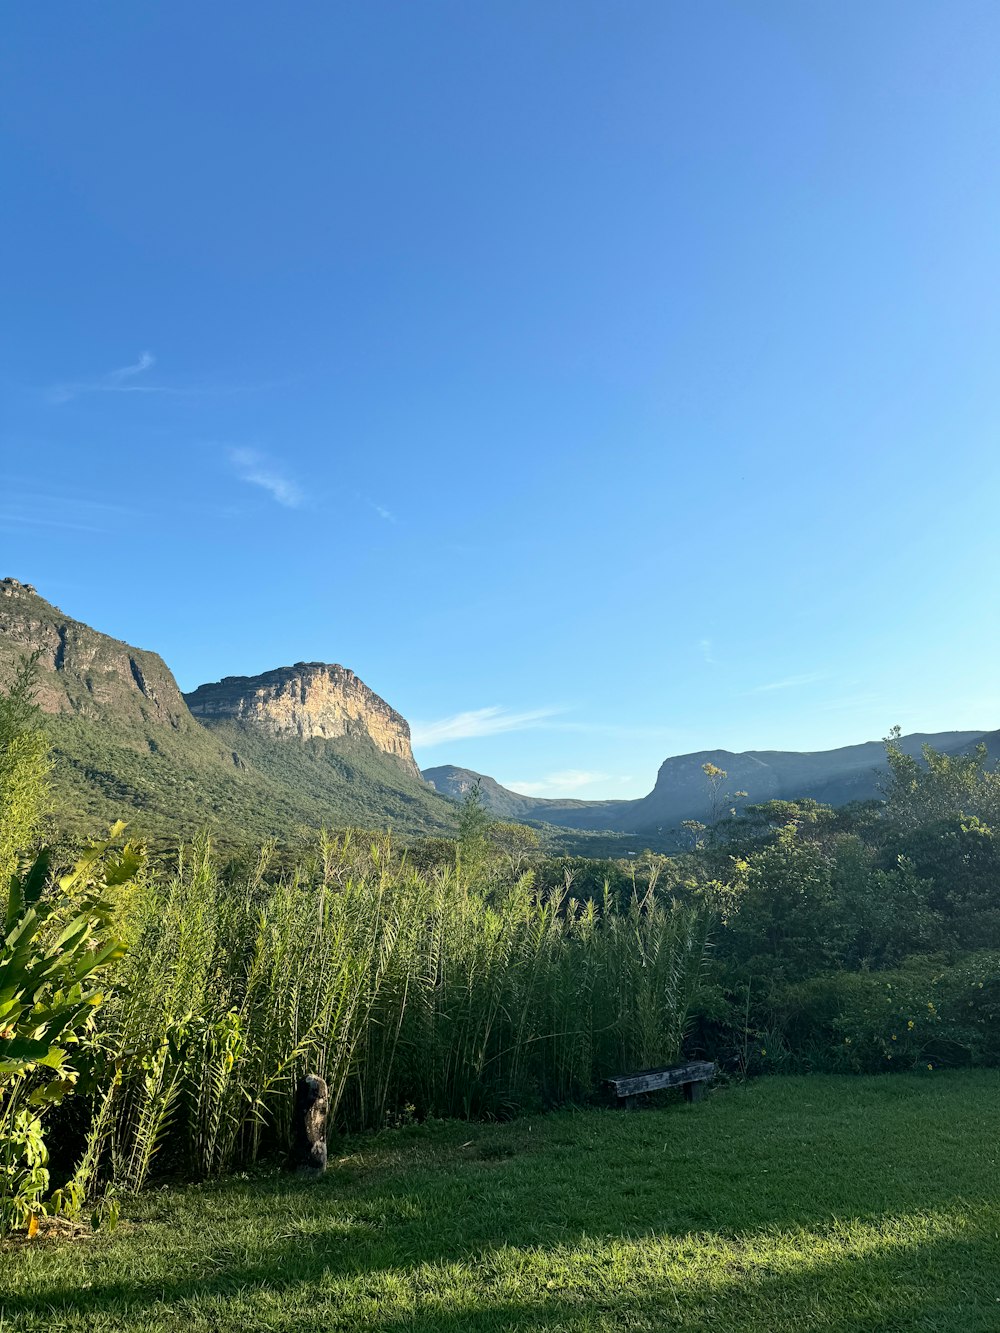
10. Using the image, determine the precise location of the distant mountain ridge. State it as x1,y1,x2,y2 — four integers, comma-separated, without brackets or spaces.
425,726,994,835
422,765,630,823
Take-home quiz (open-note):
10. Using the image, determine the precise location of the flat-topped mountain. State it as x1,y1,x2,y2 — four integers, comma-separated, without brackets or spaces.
185,663,419,778
425,729,991,837
620,734,988,831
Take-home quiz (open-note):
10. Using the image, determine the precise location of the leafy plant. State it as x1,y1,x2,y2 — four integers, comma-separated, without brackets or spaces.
0,827,141,1233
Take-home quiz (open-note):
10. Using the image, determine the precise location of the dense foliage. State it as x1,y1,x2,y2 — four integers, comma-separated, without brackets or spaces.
3,650,1000,1234
681,733,1000,1075
0,835,142,1232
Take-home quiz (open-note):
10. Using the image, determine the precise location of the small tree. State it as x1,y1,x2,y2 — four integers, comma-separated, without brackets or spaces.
456,781,493,883
490,821,540,880
0,654,51,886
701,763,748,831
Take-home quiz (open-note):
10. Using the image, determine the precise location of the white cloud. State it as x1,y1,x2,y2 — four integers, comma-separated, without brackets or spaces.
411,705,559,748
0,510,107,536
699,638,716,665
373,504,395,523
49,351,165,402
108,351,155,382
228,447,303,508
47,353,286,404
505,769,612,796
746,672,830,695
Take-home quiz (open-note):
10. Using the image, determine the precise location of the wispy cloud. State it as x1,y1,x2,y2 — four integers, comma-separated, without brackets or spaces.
108,351,155,382
0,489,145,536
549,719,676,741
699,638,716,665
373,503,396,523
411,705,560,748
0,510,108,536
504,769,613,797
228,448,303,508
47,353,293,404
746,671,830,695
49,351,166,403
816,692,884,714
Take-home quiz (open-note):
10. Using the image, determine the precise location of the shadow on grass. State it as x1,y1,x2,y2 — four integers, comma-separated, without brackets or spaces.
2,1223,996,1331
2,1188,996,1332
5,1079,1000,1330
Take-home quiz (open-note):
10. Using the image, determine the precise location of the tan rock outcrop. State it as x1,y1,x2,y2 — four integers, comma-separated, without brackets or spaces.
185,663,420,778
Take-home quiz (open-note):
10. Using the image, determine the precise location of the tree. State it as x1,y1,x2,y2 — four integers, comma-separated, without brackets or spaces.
882,727,994,832
490,821,540,880
456,781,494,883
701,763,748,830
720,824,847,982
0,654,51,886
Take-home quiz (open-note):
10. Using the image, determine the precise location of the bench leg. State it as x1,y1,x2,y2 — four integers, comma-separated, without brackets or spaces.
619,1095,639,1112
683,1081,706,1103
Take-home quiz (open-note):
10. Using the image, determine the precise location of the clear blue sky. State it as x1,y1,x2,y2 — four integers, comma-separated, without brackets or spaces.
3,2,999,799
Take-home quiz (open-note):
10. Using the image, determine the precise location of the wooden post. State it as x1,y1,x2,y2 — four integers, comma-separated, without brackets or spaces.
292,1073,329,1175
683,1080,706,1103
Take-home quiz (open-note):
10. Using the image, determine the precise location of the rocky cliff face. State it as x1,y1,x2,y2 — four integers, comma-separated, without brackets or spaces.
185,663,421,778
0,577,192,729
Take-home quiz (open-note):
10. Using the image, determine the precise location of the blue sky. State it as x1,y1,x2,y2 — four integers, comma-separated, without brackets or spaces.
3,2,1000,799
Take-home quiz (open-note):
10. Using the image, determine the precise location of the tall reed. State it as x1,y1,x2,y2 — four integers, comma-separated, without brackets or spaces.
81,834,708,1191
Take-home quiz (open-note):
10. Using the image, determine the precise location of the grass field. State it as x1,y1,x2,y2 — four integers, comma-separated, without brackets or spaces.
4,1072,999,1332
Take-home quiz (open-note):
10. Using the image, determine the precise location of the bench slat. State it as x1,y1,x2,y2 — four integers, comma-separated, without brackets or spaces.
606,1061,715,1098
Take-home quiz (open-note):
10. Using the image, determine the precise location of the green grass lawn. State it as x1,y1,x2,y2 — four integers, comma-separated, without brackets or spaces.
4,1072,1000,1331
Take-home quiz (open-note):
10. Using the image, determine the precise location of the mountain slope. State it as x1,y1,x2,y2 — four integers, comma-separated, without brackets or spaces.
618,733,987,832
0,578,454,844
422,765,629,825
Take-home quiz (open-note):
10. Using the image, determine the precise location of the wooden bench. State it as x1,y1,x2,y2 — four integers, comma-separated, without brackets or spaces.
606,1060,716,1109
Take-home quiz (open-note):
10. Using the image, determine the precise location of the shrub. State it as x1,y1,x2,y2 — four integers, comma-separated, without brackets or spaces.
0,829,141,1233
750,952,1000,1074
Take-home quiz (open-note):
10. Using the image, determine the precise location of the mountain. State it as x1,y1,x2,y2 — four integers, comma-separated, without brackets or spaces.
422,765,629,824
4,575,994,851
618,735,988,832
0,578,453,844
185,663,421,778
0,578,192,730
424,729,990,837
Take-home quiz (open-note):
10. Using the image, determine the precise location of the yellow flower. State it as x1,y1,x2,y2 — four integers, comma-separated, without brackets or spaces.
760,1048,767,1056
927,1063,934,1071
907,1020,914,1030
891,1034,897,1041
